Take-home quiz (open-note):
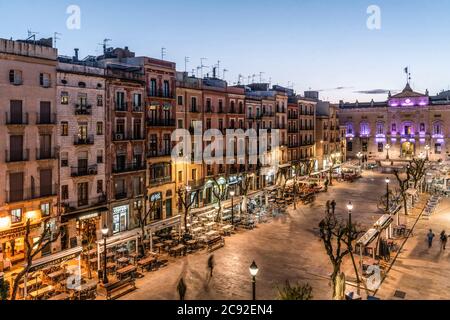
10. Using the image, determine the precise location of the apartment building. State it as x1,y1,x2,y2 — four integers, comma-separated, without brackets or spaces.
315,101,341,169
298,94,317,164
56,55,107,249
0,38,59,266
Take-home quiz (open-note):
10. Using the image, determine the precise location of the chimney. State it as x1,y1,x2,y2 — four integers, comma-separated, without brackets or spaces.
213,67,217,78
74,48,79,61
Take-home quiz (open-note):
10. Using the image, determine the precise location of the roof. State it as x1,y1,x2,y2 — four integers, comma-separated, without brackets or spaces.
390,83,426,98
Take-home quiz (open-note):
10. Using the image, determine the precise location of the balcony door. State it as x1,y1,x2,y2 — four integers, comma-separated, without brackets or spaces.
10,135,23,161
78,152,88,175
10,100,23,124
78,123,88,141
9,172,24,202
40,101,51,124
40,134,52,159
77,182,88,206
40,169,52,197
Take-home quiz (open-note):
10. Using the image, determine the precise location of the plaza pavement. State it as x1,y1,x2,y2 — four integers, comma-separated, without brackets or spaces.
121,170,391,300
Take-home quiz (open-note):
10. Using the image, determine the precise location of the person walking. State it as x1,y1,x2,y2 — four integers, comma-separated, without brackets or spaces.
331,200,336,214
427,229,435,248
207,255,215,278
440,231,448,250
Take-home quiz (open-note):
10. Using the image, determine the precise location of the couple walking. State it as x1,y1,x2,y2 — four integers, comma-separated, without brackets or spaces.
427,229,448,250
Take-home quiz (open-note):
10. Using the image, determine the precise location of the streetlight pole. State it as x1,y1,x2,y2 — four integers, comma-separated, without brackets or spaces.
101,224,109,284
230,190,235,227
249,261,259,301
346,201,361,289
385,144,391,160
425,145,430,161
385,177,390,213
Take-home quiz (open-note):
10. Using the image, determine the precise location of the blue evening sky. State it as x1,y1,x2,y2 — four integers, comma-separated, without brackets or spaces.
1,0,450,102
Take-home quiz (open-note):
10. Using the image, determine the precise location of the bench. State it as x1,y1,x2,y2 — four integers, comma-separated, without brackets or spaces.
98,277,136,300
170,244,186,257
116,265,137,280
207,236,225,252
137,256,156,272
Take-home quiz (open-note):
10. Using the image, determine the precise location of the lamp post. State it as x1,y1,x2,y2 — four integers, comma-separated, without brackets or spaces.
249,261,259,300
185,185,192,232
357,152,363,167
346,201,353,227
385,144,391,160
101,224,109,284
425,145,430,161
230,190,235,227
385,177,390,213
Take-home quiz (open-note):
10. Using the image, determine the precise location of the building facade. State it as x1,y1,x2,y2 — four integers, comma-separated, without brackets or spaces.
315,102,341,169
339,83,450,162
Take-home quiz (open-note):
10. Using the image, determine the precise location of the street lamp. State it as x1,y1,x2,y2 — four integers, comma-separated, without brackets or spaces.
385,144,391,160
346,201,353,225
425,145,430,161
385,177,390,213
249,261,259,300
230,190,235,227
101,224,109,284
357,152,363,167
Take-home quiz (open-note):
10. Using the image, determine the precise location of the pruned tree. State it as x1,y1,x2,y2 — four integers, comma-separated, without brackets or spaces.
135,200,157,256
393,168,412,220
79,219,97,279
408,158,427,189
275,166,290,198
238,173,252,215
177,186,199,234
11,219,62,300
319,209,352,300
276,281,313,300
328,154,339,186
210,177,228,223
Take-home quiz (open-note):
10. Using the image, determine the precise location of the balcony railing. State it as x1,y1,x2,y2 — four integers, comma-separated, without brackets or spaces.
147,119,176,127
132,104,143,112
75,104,92,115
74,135,94,145
62,194,107,214
6,184,57,203
36,148,57,160
5,149,29,163
115,192,128,200
115,102,128,112
147,149,172,158
149,176,172,186
36,113,57,125
113,162,146,174
5,112,29,125
70,164,98,177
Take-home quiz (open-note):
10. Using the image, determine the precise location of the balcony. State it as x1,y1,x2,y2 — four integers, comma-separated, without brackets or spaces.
132,104,144,112
113,162,146,174
5,149,29,163
149,176,172,187
75,104,92,115
147,119,176,127
36,113,57,125
115,192,128,200
5,112,29,125
36,148,57,160
288,128,298,133
147,149,172,158
62,194,107,214
74,135,94,145
6,185,57,204
276,124,286,130
115,102,128,112
70,164,98,177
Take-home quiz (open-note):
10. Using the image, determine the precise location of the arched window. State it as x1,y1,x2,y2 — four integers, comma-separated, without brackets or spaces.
347,123,354,135
376,122,385,135
360,122,370,136
433,121,444,136
420,123,426,133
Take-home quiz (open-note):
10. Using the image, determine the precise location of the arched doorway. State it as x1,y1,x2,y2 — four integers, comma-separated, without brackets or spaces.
401,142,415,158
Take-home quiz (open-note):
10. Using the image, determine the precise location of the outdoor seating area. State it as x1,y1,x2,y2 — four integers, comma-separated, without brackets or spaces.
424,194,442,216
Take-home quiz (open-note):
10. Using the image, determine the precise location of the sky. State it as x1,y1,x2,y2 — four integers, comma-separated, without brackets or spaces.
1,0,450,102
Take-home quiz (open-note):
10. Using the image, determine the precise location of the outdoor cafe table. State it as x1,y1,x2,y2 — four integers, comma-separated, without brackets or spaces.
29,285,55,300
116,265,137,280
138,256,156,271
186,240,198,250
170,244,186,257
164,240,174,247
47,269,66,282
192,227,204,234
222,225,233,236
19,278,42,296
205,230,219,239
72,280,98,295
205,222,216,230
117,257,129,265
48,292,70,301
154,243,164,253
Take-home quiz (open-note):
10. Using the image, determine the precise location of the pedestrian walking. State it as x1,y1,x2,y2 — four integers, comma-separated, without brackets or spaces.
331,200,336,214
207,255,215,278
177,277,187,301
440,231,448,250
427,229,435,248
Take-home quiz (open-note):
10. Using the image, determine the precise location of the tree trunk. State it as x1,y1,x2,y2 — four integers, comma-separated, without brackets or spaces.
241,196,248,215
403,195,408,217
11,263,29,300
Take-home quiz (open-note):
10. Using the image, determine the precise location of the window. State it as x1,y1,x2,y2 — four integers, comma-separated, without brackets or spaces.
435,144,442,154
61,92,69,105
150,79,157,96
133,93,142,108
61,152,68,167
378,142,384,153
433,122,443,136
206,99,212,112
61,122,68,136
178,119,183,129
347,141,353,152
177,96,183,106
97,150,103,164
9,70,23,85
97,95,103,107
61,185,69,200
218,119,223,131
347,123,353,135
40,203,50,217
96,122,103,135
178,171,183,183
163,80,170,97
39,73,51,87
97,180,103,193
420,123,425,132
376,122,384,135
116,92,126,110
360,122,369,136
392,123,397,133
362,142,368,152
206,119,211,130
191,97,197,111
11,209,22,224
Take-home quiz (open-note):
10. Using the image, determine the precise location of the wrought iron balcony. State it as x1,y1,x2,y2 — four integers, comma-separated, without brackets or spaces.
74,135,94,145
5,112,29,125
70,164,98,177
62,194,107,214
113,162,146,174
6,184,57,204
36,148,57,160
36,113,57,125
75,104,92,115
5,149,29,163
146,119,176,127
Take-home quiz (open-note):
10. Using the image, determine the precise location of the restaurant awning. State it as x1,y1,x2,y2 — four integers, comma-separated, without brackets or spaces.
96,229,140,248
27,247,83,273
144,215,181,233
374,214,393,230
357,228,379,247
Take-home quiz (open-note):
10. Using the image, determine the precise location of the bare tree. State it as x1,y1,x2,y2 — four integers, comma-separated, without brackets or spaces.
319,209,353,300
11,219,62,300
135,200,157,256
177,186,199,234
79,219,97,279
393,168,412,219
327,155,339,186
210,177,228,223
408,158,427,189
238,173,252,215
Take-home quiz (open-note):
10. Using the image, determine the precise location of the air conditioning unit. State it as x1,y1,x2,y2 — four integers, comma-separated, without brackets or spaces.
89,168,96,175
115,133,124,140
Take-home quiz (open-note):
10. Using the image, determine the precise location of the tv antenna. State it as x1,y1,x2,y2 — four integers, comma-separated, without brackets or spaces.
223,69,228,80
99,39,112,54
161,47,167,60
184,56,190,72
216,60,221,78
252,74,256,83
200,58,208,78
27,29,39,42
237,74,243,85
259,72,265,83
53,32,62,47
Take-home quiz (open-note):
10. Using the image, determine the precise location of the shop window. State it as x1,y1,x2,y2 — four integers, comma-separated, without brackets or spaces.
41,203,51,217
11,208,22,224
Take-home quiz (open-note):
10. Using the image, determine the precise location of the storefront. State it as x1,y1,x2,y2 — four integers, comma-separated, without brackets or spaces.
112,205,130,235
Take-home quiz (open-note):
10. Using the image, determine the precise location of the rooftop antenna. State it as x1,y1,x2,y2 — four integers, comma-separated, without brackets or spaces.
53,32,62,47
238,74,243,85
404,66,411,84
223,69,228,81
184,56,190,72
26,29,39,42
259,72,265,83
200,58,208,78
247,75,251,85
216,60,221,78
252,74,256,83
161,47,167,60
100,39,112,55
196,66,201,78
